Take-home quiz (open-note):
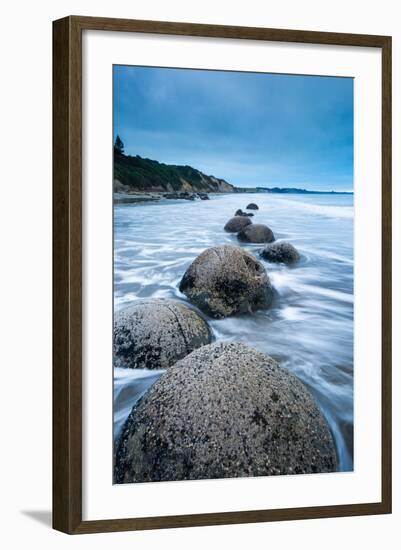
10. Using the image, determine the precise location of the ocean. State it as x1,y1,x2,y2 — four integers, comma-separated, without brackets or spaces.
113,192,354,472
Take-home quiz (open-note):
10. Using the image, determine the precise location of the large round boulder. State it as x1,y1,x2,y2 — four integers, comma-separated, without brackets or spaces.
246,203,259,210
260,242,300,265
224,216,252,233
235,209,254,217
238,223,275,243
114,298,212,370
115,342,337,483
178,245,273,318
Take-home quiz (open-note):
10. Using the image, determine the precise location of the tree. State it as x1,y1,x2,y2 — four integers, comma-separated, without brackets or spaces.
114,135,124,155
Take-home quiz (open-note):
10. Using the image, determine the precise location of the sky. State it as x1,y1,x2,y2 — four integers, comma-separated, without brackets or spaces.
113,65,353,191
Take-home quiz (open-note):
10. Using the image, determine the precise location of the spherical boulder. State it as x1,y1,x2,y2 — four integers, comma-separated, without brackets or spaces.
114,341,337,483
224,216,252,233
179,245,273,318
114,298,212,370
238,223,275,243
235,209,254,217
260,242,301,265
246,203,259,210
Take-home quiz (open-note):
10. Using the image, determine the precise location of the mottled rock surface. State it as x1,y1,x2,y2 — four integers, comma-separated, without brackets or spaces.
246,203,259,210
260,242,301,264
238,223,275,243
224,216,252,233
179,245,273,318
115,342,337,483
114,299,212,369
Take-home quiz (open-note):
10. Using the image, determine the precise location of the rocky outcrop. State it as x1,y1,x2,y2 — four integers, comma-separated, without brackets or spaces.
179,245,273,318
260,242,300,264
246,203,259,210
114,342,337,483
238,223,275,243
114,299,212,370
164,192,196,200
114,193,161,204
224,216,252,233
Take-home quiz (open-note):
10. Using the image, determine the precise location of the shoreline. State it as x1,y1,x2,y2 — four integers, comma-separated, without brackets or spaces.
113,194,354,476
114,190,353,205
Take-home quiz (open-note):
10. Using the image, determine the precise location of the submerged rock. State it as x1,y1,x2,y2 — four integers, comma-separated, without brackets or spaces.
198,193,210,200
179,192,196,200
246,203,259,210
115,341,337,483
224,216,252,233
114,298,212,369
260,242,300,265
238,223,275,243
179,245,273,318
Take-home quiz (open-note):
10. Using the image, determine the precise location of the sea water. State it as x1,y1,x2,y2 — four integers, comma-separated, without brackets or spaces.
113,193,354,472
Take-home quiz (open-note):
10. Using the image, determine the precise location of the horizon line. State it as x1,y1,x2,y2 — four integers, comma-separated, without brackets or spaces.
114,149,353,194
234,185,354,193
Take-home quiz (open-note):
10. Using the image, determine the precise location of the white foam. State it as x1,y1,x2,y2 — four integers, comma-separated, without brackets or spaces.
266,195,354,219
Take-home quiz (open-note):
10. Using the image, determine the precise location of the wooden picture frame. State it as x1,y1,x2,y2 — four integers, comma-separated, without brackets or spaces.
53,15,392,534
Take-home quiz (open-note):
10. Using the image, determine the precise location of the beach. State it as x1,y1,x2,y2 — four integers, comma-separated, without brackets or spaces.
113,192,354,473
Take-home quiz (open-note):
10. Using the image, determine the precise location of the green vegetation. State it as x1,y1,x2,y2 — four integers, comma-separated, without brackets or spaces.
114,149,233,193
113,142,352,195
114,135,124,155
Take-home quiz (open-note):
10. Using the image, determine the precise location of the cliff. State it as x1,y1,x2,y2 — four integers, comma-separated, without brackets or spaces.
114,152,234,194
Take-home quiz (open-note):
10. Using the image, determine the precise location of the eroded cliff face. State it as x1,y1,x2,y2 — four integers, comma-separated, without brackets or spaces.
114,152,235,193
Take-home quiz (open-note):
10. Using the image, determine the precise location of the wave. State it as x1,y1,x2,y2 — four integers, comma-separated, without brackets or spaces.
114,368,165,437
113,193,354,471
269,196,353,219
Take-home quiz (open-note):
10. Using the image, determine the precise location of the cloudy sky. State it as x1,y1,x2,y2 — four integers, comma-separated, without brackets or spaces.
113,65,353,191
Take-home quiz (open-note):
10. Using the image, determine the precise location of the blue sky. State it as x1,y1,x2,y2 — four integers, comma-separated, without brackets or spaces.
113,65,353,191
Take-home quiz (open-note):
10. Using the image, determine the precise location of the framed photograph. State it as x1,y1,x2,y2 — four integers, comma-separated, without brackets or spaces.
53,16,392,534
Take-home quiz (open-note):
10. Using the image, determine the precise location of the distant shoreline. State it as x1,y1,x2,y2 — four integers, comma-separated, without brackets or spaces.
114,190,353,205
233,187,353,195
114,150,353,197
